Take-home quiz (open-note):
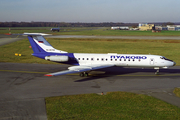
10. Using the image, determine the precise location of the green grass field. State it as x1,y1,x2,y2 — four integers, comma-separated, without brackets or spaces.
0,27,51,34
174,88,180,97
1,27,180,36
0,38,180,65
46,92,180,120
56,28,180,36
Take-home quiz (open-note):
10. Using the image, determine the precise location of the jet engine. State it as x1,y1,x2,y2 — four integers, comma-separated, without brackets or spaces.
45,55,69,62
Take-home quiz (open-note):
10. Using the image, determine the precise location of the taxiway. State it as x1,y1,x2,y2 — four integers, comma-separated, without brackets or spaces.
0,63,180,119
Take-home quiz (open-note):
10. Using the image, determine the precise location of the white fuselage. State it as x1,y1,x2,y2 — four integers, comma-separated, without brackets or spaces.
73,53,175,68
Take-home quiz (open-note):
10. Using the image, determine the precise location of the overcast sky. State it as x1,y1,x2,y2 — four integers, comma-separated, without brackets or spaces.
0,0,180,23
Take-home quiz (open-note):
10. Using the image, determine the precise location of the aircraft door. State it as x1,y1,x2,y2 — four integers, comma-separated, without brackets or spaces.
150,58,154,65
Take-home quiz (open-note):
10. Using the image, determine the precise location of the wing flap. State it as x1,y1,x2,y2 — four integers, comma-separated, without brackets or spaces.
45,64,114,76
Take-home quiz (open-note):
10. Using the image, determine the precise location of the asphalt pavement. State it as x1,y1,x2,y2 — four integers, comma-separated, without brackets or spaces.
0,35,25,46
0,63,180,119
0,35,180,119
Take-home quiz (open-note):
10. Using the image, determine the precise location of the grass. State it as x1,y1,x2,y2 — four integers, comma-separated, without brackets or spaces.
0,38,51,64
56,28,180,36
174,88,180,97
1,27,180,36
46,92,180,120
0,38,180,65
0,27,51,34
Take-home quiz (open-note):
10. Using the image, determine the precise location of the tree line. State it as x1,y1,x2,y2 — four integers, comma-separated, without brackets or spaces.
0,22,178,27
0,22,138,27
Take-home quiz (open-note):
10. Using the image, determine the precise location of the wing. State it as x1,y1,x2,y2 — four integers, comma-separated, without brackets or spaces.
44,64,114,76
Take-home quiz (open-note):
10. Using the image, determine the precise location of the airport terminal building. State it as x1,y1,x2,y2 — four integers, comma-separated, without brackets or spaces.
111,23,180,31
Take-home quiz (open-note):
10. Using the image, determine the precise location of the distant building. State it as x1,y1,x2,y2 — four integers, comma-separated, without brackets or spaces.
139,23,155,31
129,28,139,30
167,25,180,31
111,26,129,30
119,27,129,30
111,27,119,30
155,26,168,31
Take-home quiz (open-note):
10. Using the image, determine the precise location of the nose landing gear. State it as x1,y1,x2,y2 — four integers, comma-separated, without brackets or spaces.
154,67,159,75
155,69,159,75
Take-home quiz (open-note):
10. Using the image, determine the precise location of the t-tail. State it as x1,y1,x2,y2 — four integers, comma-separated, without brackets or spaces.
24,33,78,65
24,33,67,54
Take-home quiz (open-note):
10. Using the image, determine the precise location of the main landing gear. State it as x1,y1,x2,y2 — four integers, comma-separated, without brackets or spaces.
79,72,89,77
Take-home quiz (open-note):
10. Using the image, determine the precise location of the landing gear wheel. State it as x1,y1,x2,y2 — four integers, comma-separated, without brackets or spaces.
155,72,159,75
155,69,159,75
84,73,88,77
80,73,84,77
79,72,89,77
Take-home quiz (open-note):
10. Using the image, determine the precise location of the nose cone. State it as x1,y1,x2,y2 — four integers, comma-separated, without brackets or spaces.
173,62,176,66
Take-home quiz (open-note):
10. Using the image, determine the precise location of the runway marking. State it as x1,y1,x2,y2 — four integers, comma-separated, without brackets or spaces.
1,69,180,77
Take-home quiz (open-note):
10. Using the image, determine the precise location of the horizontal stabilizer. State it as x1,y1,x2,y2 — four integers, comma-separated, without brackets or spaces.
23,33,51,36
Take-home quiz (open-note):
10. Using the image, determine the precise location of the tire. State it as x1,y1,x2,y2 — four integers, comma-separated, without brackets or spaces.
84,73,88,77
80,73,84,77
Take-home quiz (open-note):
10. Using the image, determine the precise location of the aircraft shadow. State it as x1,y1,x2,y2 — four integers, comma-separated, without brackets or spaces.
74,66,180,82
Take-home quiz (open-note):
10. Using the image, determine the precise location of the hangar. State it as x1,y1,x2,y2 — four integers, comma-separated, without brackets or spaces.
167,25,180,31
139,23,155,31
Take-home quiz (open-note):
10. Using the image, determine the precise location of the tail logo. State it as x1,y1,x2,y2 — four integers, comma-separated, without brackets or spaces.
38,41,44,43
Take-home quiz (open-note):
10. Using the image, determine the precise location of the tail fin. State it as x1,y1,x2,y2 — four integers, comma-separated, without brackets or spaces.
24,33,67,53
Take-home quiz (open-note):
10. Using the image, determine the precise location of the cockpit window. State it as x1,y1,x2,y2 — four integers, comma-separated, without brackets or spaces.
160,56,173,62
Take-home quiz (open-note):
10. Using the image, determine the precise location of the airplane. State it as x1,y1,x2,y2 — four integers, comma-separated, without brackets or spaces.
23,33,176,77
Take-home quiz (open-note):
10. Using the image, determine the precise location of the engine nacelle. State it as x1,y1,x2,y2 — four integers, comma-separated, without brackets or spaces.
45,55,69,62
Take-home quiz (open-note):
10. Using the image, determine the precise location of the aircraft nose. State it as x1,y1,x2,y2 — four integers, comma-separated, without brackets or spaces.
173,62,176,66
